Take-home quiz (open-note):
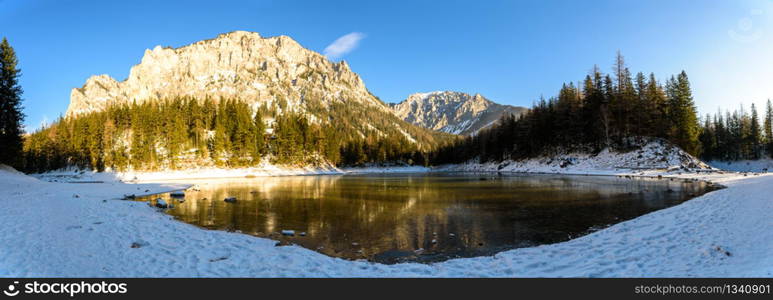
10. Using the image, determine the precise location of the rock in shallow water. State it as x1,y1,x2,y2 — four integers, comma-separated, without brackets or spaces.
155,198,169,208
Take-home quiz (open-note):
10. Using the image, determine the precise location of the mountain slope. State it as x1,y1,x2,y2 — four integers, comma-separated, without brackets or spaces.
26,31,455,172
68,31,382,117
390,91,527,135
65,31,451,147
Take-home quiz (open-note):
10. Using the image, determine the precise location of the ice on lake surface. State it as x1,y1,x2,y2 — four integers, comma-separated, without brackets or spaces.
139,173,714,263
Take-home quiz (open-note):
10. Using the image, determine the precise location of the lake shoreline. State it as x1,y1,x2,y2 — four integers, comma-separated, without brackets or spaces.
33,165,733,190
30,140,724,183
32,165,433,183
137,172,714,264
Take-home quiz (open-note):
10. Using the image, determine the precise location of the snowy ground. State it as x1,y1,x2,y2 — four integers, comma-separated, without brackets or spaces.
33,164,430,183
708,159,773,173
438,140,712,176
3,141,772,277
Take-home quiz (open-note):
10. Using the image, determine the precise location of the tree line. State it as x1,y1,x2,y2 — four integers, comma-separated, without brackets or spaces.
699,100,773,161
431,53,702,164
23,97,435,172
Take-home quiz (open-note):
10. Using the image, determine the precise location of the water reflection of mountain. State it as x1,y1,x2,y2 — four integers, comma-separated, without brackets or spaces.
147,174,710,263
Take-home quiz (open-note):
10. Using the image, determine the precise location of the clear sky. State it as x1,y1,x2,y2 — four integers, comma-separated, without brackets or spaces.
2,0,773,131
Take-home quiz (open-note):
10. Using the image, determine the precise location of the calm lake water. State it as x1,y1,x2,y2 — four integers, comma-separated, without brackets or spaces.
139,173,715,263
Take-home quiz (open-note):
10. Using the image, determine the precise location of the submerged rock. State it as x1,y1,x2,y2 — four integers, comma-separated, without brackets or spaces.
155,198,169,208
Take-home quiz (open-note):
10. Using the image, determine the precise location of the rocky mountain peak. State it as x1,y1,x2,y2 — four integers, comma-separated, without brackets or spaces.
66,31,375,117
391,91,527,135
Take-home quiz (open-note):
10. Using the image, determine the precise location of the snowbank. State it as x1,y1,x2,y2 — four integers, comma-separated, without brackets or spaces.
32,140,707,183
33,164,431,183
709,159,773,173
2,163,772,277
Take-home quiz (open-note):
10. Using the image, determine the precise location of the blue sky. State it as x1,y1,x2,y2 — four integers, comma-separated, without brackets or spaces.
2,0,773,131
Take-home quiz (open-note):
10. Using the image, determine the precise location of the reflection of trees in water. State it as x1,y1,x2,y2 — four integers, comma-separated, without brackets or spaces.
160,175,709,262
165,176,506,259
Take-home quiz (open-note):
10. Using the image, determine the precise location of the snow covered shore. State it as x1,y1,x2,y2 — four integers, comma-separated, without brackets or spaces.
32,141,742,184
32,164,431,183
1,162,771,277
438,140,713,176
708,159,773,173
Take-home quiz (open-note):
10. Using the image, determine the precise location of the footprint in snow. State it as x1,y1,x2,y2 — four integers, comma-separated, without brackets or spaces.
130,240,150,248
714,245,732,257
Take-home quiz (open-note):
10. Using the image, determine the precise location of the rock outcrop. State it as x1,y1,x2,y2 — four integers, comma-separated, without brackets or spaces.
67,31,384,117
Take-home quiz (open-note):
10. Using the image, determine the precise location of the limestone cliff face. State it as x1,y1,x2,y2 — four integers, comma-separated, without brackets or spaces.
67,31,384,117
390,91,527,135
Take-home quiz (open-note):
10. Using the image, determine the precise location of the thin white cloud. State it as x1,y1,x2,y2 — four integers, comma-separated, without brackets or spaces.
323,32,366,60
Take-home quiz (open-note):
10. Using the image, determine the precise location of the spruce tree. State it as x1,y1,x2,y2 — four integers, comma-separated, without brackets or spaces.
0,37,25,167
765,99,773,157
253,110,266,159
633,72,648,136
699,114,716,160
750,103,761,159
669,71,701,155
646,73,669,139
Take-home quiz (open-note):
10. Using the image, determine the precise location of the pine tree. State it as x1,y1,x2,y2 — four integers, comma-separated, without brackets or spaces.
601,74,613,147
668,71,701,155
581,67,609,149
765,99,773,157
0,37,25,167
750,103,762,159
646,73,669,139
611,52,635,144
212,101,230,165
253,110,266,160
699,114,717,160
633,72,648,137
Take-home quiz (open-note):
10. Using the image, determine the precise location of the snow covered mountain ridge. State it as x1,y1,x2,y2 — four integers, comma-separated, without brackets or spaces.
390,91,527,135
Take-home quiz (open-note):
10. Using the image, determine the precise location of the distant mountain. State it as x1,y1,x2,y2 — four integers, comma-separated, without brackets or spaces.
66,30,449,149
390,91,528,135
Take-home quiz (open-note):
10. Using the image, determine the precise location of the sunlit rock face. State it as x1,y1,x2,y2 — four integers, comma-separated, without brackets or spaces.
390,91,528,135
67,31,385,117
